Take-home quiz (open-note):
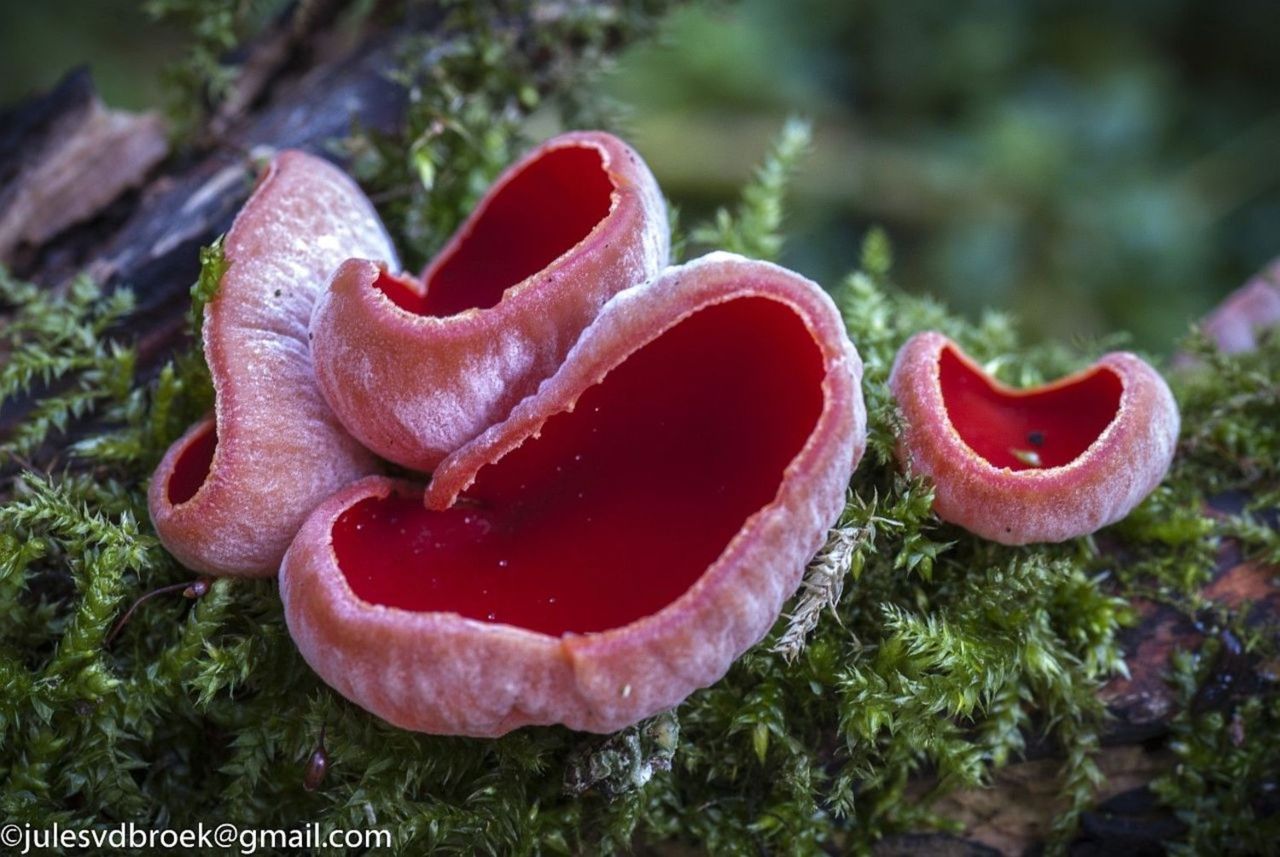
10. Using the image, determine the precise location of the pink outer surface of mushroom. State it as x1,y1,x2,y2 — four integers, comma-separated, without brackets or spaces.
149,151,397,576
1199,258,1280,355
889,331,1180,545
309,131,669,471
281,253,867,736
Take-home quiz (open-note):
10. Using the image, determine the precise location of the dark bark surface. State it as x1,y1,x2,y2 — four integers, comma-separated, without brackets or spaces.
903,512,1278,855
0,16,405,385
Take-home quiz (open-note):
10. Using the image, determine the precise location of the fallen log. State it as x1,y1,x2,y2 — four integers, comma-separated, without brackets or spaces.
0,9,1275,853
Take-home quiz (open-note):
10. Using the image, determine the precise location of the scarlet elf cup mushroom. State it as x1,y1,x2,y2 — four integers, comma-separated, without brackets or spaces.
282,254,867,736
889,332,1179,545
1197,257,1280,356
149,138,864,736
149,151,396,576
310,131,669,471
151,132,665,576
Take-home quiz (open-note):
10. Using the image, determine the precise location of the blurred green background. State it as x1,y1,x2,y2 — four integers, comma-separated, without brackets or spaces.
3,0,1278,352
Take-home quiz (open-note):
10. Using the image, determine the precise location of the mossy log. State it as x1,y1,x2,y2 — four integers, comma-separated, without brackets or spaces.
883,513,1279,855
0,18,405,387
0,8,1276,855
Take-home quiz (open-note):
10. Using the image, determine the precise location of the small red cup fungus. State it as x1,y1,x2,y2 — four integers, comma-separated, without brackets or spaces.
149,151,397,576
1198,258,1280,355
889,331,1179,545
281,253,867,736
309,131,669,471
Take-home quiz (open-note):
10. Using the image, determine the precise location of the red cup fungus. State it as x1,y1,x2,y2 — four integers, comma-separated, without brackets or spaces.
309,131,669,471
1199,258,1280,355
281,253,867,736
889,331,1179,545
149,151,397,576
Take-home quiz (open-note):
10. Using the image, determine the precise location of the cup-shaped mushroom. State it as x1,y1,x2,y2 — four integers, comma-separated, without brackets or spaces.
889,331,1179,544
1199,258,1280,355
309,131,669,471
149,151,397,576
282,254,866,736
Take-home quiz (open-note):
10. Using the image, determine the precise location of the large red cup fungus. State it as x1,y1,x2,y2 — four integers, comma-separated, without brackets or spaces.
889,331,1179,545
281,253,867,736
309,131,669,471
149,151,397,576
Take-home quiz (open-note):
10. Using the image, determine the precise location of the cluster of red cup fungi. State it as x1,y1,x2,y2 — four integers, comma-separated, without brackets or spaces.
149,131,1180,737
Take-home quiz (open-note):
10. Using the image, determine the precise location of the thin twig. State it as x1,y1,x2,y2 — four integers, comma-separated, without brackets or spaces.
104,578,212,648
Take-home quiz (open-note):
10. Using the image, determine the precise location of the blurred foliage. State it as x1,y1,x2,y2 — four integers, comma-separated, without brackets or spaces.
140,0,295,135
4,0,1277,347
339,0,681,270
0,1,184,110
600,0,1280,349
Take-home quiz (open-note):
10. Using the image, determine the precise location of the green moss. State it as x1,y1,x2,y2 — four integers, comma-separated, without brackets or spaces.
687,116,812,262
144,0,295,137
190,237,225,330
337,0,683,270
2,3,1278,854
0,271,137,463
1151,635,1280,855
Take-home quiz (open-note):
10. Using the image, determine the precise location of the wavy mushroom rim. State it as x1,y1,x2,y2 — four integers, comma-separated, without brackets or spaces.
159,152,392,512
421,254,864,509
153,152,288,513
368,133,639,324
897,333,1145,480
930,337,1129,475
324,292,839,637
283,254,866,734
889,330,1180,544
287,466,809,660
300,259,862,642
306,131,667,474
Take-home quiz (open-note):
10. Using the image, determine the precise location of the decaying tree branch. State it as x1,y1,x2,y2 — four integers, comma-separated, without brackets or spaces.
0,69,168,266
0,11,406,441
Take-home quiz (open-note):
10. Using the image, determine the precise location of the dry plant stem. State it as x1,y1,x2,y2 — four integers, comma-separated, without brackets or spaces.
104,578,212,648
772,524,866,664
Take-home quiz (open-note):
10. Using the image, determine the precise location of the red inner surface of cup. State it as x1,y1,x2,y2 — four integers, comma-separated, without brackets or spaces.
168,422,217,505
333,297,826,635
374,146,615,318
938,346,1122,471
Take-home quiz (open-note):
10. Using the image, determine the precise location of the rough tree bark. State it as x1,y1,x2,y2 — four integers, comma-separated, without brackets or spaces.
0,9,1276,856
0,10,406,386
